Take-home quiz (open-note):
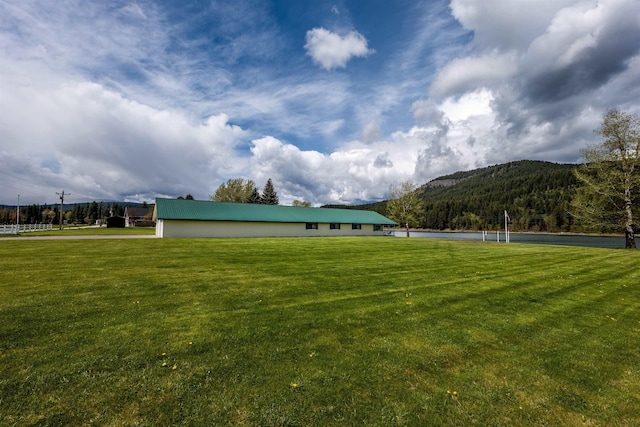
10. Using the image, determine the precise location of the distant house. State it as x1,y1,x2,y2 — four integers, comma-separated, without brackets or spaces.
153,198,397,238
106,216,125,228
124,207,153,227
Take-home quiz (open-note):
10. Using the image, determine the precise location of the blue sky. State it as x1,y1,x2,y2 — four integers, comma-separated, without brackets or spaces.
1,0,639,205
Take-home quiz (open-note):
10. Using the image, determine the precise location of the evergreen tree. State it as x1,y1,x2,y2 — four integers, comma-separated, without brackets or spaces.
107,202,124,217
98,201,104,223
248,187,262,204
88,201,99,223
70,204,82,223
261,179,279,205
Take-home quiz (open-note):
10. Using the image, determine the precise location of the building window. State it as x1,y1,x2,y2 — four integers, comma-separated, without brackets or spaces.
352,223,362,230
374,224,382,231
306,222,318,230
330,223,341,230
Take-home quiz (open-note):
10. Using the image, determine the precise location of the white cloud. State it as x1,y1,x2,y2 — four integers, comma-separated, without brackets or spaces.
304,27,374,70
430,0,640,167
2,0,638,207
1,79,246,203
430,53,517,98
411,100,448,127
118,4,148,20
523,0,639,76
439,90,494,122
444,0,640,103
250,136,409,204
361,120,381,144
248,93,500,205
212,77,351,139
450,0,576,50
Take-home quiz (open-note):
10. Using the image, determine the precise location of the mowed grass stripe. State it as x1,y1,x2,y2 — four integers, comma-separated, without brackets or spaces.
0,237,638,426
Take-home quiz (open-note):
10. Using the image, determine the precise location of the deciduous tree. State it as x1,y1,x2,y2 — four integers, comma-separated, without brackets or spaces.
210,178,257,203
572,109,640,248
386,181,423,237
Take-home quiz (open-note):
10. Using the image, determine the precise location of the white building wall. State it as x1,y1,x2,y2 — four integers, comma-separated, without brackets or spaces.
157,220,385,238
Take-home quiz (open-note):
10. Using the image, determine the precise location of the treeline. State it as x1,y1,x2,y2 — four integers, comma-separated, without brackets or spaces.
357,160,583,232
211,178,279,205
2,161,588,232
1,202,129,225
66,201,129,225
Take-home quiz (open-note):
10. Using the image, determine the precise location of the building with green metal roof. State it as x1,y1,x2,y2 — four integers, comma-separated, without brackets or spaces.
153,198,397,238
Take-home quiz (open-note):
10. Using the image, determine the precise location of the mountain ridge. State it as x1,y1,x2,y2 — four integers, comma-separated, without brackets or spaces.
351,160,581,232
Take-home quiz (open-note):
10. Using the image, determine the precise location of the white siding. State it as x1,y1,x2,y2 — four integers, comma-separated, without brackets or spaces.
157,220,385,238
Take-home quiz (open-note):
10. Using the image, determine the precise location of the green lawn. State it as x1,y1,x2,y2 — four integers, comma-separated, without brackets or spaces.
0,237,638,426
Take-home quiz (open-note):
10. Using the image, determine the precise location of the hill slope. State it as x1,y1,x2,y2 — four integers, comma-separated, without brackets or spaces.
418,160,579,231
353,160,580,232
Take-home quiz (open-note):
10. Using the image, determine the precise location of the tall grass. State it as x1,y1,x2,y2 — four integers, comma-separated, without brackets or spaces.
0,237,638,426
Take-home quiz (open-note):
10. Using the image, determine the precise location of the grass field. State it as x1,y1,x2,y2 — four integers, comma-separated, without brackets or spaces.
0,237,638,426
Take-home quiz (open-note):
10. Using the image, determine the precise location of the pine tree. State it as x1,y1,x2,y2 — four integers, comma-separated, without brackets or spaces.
248,187,262,204
261,179,279,205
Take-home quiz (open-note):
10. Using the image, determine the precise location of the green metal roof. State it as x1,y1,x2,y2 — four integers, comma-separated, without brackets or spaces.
154,198,397,225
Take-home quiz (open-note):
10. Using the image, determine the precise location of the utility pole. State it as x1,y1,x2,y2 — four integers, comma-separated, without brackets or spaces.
16,194,20,235
56,191,69,230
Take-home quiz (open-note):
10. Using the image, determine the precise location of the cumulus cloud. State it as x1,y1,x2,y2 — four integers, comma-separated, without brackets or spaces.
429,53,517,98
361,120,382,144
432,0,640,167
411,100,449,127
373,153,393,168
248,94,496,205
440,1,640,102
250,136,410,204
1,80,246,202
521,0,640,103
304,27,374,70
2,0,639,207
450,0,576,50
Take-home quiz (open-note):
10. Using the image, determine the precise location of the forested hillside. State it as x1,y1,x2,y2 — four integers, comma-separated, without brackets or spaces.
352,160,581,232
418,160,579,231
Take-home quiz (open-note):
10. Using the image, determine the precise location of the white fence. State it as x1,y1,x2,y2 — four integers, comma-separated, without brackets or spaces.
1,224,53,234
